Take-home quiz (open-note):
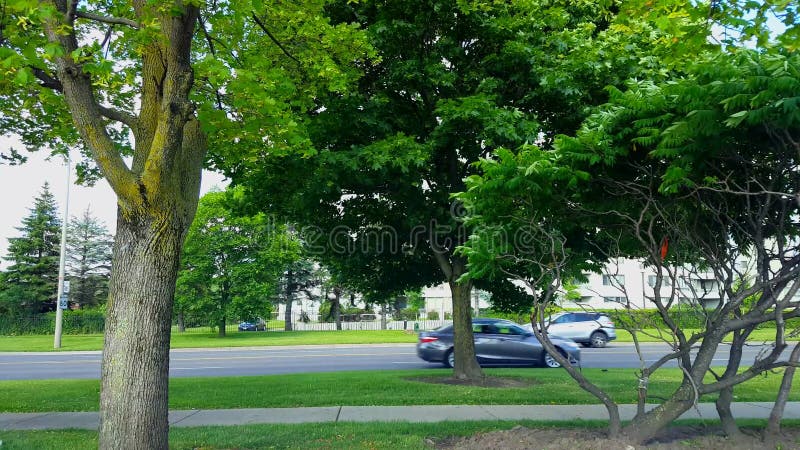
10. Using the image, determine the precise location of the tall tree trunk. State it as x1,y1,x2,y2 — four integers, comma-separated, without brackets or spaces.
333,289,342,331
449,276,483,381
765,341,800,436
218,317,226,337
99,213,184,449
432,248,483,381
284,269,294,331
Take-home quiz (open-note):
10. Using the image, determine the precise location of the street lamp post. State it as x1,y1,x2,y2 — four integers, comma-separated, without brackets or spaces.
54,153,70,349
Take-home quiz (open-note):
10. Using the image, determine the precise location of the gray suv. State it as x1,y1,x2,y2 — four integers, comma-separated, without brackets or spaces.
521,312,616,348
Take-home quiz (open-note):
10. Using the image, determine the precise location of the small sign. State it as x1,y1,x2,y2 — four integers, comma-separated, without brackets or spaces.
63,280,70,294
59,294,69,310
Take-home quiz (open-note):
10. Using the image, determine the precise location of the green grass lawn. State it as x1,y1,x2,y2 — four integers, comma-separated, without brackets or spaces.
1,420,799,450
0,330,418,352
0,327,794,352
1,367,797,413
0,421,601,450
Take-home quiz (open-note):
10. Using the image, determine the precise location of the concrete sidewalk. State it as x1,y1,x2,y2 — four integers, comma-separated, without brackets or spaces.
2,402,799,430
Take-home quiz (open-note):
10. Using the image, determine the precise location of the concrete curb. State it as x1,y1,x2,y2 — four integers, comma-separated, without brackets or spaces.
2,402,798,431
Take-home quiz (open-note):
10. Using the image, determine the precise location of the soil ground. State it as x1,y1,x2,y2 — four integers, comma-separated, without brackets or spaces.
435,425,800,449
411,376,799,449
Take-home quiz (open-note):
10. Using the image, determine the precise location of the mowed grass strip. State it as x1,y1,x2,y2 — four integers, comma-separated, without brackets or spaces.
0,327,795,352
0,421,604,450
0,330,418,352
1,368,797,413
1,420,799,450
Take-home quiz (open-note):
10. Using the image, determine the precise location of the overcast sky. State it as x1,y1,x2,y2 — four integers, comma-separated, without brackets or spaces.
0,135,227,269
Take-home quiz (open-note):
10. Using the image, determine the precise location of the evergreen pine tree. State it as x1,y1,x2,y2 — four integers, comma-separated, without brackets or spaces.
2,183,62,314
66,206,113,308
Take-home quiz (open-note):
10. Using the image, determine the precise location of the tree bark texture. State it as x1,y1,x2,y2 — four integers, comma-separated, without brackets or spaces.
99,212,185,449
622,381,696,442
449,278,484,380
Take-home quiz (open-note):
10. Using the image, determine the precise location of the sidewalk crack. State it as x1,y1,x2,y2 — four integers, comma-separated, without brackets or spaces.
335,406,342,423
480,406,500,420
170,410,201,426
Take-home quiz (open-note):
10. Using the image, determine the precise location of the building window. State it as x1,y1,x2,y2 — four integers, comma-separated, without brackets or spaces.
578,296,593,303
603,296,626,304
647,275,672,287
602,274,625,286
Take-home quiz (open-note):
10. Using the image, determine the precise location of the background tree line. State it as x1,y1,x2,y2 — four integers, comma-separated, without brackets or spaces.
0,183,112,317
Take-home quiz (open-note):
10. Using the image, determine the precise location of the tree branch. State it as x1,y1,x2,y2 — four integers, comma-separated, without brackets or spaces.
31,67,63,91
97,105,139,131
75,10,139,29
251,12,301,65
42,1,139,205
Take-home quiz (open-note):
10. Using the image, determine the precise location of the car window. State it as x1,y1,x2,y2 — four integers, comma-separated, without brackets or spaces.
492,323,526,335
552,314,574,324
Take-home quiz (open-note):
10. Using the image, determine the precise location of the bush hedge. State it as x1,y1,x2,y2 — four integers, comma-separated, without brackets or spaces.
0,309,106,335
484,308,800,331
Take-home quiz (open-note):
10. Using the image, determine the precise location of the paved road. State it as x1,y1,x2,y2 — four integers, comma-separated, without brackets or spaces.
0,343,780,380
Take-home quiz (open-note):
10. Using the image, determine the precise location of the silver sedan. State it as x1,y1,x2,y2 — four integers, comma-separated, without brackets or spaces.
416,318,581,368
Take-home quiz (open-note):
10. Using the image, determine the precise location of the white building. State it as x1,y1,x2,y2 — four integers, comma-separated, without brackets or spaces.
564,258,723,310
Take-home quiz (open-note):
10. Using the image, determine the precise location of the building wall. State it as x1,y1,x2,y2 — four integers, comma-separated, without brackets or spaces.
566,258,723,310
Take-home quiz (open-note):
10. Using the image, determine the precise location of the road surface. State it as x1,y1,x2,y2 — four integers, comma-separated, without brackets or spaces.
0,342,781,380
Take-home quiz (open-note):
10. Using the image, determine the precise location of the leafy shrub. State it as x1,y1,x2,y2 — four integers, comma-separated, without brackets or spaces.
0,309,106,335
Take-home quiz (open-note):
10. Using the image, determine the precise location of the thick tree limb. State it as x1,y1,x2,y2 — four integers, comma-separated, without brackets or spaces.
97,105,138,131
75,10,139,29
32,67,63,91
42,1,139,206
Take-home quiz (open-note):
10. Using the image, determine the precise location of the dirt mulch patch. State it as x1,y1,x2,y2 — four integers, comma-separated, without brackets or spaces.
433,425,800,449
404,376,537,388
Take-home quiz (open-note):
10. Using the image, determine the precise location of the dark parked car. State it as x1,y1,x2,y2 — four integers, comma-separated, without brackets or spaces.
521,312,617,348
416,318,580,368
237,320,266,332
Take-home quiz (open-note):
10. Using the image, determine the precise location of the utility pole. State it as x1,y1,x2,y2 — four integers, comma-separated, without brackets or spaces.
54,153,70,349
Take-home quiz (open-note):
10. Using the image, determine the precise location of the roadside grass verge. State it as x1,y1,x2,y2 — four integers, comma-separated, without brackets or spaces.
2,368,797,413
0,327,794,352
1,420,798,450
0,330,418,352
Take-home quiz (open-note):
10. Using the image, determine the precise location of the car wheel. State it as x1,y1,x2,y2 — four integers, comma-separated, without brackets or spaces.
590,331,608,348
444,349,455,368
543,349,565,368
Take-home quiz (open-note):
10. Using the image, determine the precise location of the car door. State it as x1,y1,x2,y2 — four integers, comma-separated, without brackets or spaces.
547,313,579,339
483,323,536,364
571,313,595,341
472,323,498,362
